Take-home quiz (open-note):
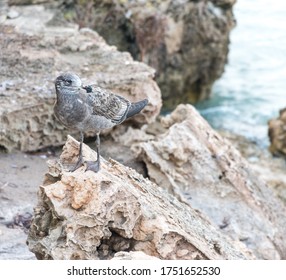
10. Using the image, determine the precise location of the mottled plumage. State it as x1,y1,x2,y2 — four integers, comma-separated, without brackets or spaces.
84,85,130,124
53,73,148,172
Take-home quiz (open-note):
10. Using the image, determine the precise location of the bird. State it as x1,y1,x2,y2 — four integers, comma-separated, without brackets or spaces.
54,72,148,172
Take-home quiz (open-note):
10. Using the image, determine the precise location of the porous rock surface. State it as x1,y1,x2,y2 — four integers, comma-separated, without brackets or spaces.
133,104,286,260
65,0,236,108
0,5,161,152
27,136,252,260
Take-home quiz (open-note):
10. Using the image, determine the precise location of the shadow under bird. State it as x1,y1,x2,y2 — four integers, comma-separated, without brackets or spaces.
54,73,148,172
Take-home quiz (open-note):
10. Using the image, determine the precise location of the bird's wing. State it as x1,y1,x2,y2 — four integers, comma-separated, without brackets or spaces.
84,85,131,124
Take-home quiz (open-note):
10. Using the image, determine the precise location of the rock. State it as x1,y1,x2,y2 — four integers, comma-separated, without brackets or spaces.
268,108,286,156
0,5,161,152
27,136,253,260
64,0,236,109
111,125,156,147
219,130,286,207
134,104,286,259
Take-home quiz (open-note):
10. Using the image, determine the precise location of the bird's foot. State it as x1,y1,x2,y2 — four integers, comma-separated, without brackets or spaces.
85,160,100,173
69,156,84,172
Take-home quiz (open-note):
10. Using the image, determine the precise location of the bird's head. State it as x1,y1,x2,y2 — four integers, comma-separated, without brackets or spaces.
55,73,82,92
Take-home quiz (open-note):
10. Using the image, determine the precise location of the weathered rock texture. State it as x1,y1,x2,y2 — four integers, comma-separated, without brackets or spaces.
133,104,286,260
64,0,236,109
268,108,286,156
220,130,286,207
0,5,161,152
27,136,253,260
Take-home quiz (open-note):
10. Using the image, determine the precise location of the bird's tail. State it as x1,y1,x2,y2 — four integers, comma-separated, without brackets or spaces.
126,99,148,119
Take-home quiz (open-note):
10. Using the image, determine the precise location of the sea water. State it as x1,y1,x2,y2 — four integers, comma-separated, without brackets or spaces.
196,0,286,147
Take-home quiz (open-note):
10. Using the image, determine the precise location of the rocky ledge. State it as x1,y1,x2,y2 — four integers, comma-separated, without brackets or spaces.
0,4,161,152
27,136,252,260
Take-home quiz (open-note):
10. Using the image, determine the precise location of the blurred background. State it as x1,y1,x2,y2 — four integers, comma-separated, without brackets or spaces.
197,0,286,147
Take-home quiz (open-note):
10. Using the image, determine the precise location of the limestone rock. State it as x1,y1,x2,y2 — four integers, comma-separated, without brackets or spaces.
65,0,236,109
134,104,286,259
27,136,252,260
268,108,286,156
220,130,286,207
0,5,161,152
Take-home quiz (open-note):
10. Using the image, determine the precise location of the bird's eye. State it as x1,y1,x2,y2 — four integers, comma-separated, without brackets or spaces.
66,79,72,85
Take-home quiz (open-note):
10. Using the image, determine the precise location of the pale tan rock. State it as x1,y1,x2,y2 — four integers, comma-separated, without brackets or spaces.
111,126,155,146
220,130,286,207
27,136,253,260
0,5,161,152
134,104,286,260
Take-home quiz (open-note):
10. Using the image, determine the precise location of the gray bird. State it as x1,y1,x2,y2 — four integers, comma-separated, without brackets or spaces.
54,72,148,172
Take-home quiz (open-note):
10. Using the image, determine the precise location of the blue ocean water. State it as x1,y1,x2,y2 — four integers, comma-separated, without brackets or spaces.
196,0,286,147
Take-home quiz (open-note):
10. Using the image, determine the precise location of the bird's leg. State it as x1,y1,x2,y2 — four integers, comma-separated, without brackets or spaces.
86,132,100,172
70,131,84,172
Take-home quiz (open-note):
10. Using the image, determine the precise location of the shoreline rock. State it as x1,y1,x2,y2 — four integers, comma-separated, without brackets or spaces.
27,136,253,260
219,130,286,207
63,0,236,109
133,104,286,259
2,1,285,262
0,5,161,152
